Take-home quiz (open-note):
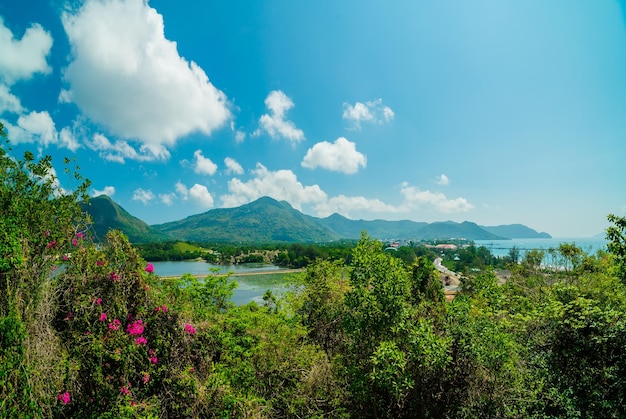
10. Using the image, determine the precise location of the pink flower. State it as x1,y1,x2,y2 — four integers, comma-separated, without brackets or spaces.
145,263,154,274
62,255,69,261
86,331,91,335
126,320,144,336
72,238,78,246
57,391,70,404
96,298,102,305
120,386,131,396
149,356,158,364
184,324,196,335
135,336,147,345
108,319,121,331
51,265,57,271
155,305,168,313
96,260,105,267
109,272,120,281
46,241,56,249
76,232,85,239
142,373,150,384
99,312,107,322
63,312,72,321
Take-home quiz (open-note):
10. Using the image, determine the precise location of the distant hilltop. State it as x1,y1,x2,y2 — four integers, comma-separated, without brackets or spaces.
84,195,551,244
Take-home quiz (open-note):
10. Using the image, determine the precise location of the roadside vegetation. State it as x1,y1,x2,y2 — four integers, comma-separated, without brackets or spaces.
3,126,626,418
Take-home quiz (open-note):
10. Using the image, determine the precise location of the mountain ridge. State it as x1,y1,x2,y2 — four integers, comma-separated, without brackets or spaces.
85,195,552,243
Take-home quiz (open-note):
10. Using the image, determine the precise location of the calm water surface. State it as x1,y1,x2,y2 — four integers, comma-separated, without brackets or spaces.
474,237,607,258
150,261,295,305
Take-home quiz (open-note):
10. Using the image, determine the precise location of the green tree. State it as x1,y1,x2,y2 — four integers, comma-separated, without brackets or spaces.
607,214,626,283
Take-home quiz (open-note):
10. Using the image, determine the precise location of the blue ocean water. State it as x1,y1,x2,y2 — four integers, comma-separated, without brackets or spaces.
474,237,608,258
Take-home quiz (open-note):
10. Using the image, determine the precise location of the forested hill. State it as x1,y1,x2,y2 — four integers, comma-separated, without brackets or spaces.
480,224,552,239
150,196,550,242
152,196,339,243
81,195,171,243
83,195,551,243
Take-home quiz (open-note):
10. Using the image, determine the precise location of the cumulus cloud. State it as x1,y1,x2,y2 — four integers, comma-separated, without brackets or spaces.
4,111,57,147
174,181,213,208
132,188,155,204
314,195,400,218
58,127,81,151
91,185,116,197
301,137,366,174
2,110,83,152
221,163,326,209
0,84,23,114
342,98,394,130
175,181,188,199
193,150,218,175
224,157,244,175
254,90,304,143
189,184,214,208
400,183,473,213
159,192,176,206
0,18,52,85
86,133,169,163
435,174,450,186
61,0,230,148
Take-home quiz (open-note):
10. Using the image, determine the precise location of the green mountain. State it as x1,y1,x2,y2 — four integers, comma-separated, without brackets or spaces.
153,196,339,243
320,213,428,239
81,195,171,243
480,224,551,239
83,195,551,243
410,221,505,241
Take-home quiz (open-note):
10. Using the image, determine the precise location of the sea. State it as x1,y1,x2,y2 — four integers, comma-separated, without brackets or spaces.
474,237,608,258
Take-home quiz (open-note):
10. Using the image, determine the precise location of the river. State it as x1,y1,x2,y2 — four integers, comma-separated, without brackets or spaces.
150,261,296,305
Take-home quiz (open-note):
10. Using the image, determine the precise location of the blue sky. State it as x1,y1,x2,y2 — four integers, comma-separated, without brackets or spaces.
1,0,625,238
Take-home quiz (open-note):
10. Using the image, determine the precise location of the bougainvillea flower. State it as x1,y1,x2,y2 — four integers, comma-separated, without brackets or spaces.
126,320,145,336
57,391,70,404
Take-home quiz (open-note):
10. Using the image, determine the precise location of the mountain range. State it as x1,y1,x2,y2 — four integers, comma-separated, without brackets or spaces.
84,195,551,243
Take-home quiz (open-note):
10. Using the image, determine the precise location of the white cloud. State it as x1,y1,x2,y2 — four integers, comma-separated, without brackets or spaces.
159,192,176,206
0,18,53,85
224,157,244,175
2,110,83,152
400,183,473,213
58,127,81,152
86,133,169,163
254,90,304,143
193,150,218,175
314,195,400,218
132,188,155,204
61,0,230,148
189,183,214,208
91,185,116,197
221,163,326,209
173,181,213,208
0,84,23,114
175,181,188,199
235,130,246,143
5,110,57,148
435,174,450,186
301,137,366,174
342,98,394,130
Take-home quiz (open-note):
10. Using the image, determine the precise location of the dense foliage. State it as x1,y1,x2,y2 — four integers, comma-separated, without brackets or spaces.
3,134,626,418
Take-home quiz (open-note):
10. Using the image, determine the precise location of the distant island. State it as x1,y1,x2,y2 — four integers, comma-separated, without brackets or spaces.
84,195,551,244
